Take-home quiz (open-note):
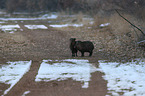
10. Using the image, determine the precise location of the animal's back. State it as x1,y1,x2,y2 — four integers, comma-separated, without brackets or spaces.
82,41,94,49
76,41,94,52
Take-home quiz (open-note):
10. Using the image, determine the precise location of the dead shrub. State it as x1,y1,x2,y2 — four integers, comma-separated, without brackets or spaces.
102,13,145,58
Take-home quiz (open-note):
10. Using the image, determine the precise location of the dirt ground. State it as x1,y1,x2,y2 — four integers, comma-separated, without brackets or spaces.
0,21,107,96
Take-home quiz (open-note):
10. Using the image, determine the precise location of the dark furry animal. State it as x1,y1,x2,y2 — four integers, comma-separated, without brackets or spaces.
70,38,78,57
69,38,94,57
75,40,94,57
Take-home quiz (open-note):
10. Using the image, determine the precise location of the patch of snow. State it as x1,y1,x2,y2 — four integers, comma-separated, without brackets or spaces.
9,31,14,34
0,24,20,32
49,24,83,28
24,25,48,29
0,14,58,21
0,18,36,21
83,18,94,21
58,15,76,18
0,11,6,14
22,91,31,96
12,12,30,15
97,59,145,96
41,14,58,19
137,40,145,44
99,23,110,28
0,21,6,23
20,29,24,31
0,61,32,96
35,59,97,88
89,21,94,25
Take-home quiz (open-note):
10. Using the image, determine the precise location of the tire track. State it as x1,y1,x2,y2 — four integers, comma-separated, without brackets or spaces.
5,60,41,96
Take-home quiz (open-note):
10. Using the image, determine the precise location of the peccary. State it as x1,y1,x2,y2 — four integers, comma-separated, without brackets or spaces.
70,38,94,57
75,40,94,57
70,38,78,57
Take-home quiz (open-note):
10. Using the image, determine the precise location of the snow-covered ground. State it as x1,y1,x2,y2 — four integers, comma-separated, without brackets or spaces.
24,25,48,29
0,14,58,21
49,24,83,28
0,12,98,31
99,23,110,28
97,59,145,96
0,21,6,24
0,22,110,33
0,11,113,32
0,59,145,96
0,11,6,15
41,14,58,19
0,23,84,33
0,61,32,96
35,59,97,88
0,24,21,33
0,24,49,33
22,90,31,96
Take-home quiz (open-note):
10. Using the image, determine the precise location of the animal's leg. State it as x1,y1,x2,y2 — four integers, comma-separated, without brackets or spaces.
75,52,78,57
72,53,75,57
89,51,93,57
81,52,84,57
72,51,75,57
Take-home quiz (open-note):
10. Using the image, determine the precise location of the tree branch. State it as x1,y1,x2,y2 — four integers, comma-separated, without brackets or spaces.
115,9,145,36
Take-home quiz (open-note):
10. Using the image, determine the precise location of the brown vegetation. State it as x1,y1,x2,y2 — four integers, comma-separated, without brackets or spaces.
0,0,144,15
1,0,145,61
56,10,145,61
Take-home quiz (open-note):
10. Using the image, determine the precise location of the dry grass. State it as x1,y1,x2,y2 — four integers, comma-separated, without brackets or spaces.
93,15,109,26
54,11,145,61
109,14,130,35
95,13,145,60
57,11,92,25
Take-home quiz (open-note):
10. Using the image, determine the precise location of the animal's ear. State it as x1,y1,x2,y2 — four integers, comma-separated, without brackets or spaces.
70,38,76,41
